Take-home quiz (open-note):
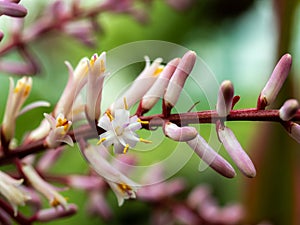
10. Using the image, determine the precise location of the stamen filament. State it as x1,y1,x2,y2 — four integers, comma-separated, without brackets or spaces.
97,137,106,145
137,118,149,125
106,110,114,121
140,138,152,143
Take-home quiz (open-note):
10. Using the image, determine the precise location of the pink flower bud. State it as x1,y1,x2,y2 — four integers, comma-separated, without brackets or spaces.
163,122,198,142
164,51,196,109
218,126,256,178
187,134,236,178
284,122,300,144
279,99,299,121
140,58,180,113
0,1,27,17
216,80,234,117
257,54,292,109
35,204,77,222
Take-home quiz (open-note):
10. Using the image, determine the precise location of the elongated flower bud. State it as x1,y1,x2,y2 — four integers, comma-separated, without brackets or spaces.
0,1,27,17
216,80,234,117
110,57,163,112
163,122,197,142
218,127,256,178
187,134,236,178
257,54,292,109
164,51,196,109
140,58,180,113
279,99,299,121
283,122,300,144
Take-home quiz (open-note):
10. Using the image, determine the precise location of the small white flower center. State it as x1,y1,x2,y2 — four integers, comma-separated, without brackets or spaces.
115,126,124,136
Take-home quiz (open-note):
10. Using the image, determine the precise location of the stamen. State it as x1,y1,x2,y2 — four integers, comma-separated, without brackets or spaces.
137,118,149,125
123,144,129,154
100,59,105,73
117,182,132,194
140,138,152,143
106,110,114,121
123,97,128,110
97,137,106,145
153,65,164,76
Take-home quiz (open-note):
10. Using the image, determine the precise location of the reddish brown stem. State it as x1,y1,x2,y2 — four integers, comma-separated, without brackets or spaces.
0,109,299,165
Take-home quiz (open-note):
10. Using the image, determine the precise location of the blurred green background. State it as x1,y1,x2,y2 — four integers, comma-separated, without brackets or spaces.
1,0,300,224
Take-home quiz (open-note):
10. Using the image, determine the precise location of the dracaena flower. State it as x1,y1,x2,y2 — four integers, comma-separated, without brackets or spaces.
164,51,196,111
109,56,163,113
163,122,198,142
21,164,68,209
2,77,32,142
217,126,256,178
216,80,234,117
257,54,292,109
98,108,149,154
83,144,138,206
279,99,299,121
44,113,73,148
86,52,108,120
0,171,31,216
55,53,105,117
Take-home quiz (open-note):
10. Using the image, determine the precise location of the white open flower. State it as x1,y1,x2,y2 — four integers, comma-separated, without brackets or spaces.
0,171,31,216
44,113,73,148
98,108,149,154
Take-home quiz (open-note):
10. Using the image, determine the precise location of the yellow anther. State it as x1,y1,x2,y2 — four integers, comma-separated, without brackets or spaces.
106,110,114,121
100,59,106,73
123,97,128,110
24,85,31,97
153,65,164,77
139,138,152,144
56,117,70,132
123,144,129,154
117,182,132,193
97,137,106,145
137,118,149,125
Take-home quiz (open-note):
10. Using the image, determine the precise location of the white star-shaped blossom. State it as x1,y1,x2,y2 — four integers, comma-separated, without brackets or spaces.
97,109,149,154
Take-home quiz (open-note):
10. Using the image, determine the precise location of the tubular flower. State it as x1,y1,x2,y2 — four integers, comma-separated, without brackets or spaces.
98,107,150,154
2,77,32,142
86,52,108,120
0,171,31,216
21,164,68,209
84,144,138,206
44,113,73,148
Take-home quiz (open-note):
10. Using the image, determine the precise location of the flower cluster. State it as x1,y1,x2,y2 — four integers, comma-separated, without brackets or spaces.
0,47,298,225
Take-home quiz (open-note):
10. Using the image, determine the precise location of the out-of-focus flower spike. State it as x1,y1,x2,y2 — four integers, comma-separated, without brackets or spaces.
218,126,256,178
164,51,196,112
36,147,64,172
138,58,180,114
83,144,138,206
66,175,102,190
163,122,197,142
257,54,292,109
44,113,73,148
21,164,68,209
86,190,113,220
283,122,300,144
110,57,163,112
86,52,107,121
187,134,236,178
2,76,32,143
0,1,27,17
279,99,299,121
216,80,234,117
33,204,77,222
0,171,31,216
